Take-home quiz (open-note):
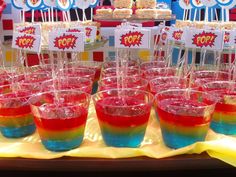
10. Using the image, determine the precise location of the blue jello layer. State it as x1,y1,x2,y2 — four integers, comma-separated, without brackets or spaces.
102,132,145,148
41,137,83,152
161,130,206,149
211,121,236,135
0,124,35,138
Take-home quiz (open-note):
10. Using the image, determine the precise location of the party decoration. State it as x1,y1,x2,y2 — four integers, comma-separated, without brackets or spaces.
12,32,41,53
49,31,84,52
56,0,72,11
179,0,192,9
26,0,44,9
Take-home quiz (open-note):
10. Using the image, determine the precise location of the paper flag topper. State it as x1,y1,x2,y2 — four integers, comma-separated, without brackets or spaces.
115,29,151,49
179,0,192,9
12,32,41,53
90,0,99,8
184,29,224,50
75,0,91,10
12,0,30,10
190,0,204,9
48,31,84,52
216,0,233,6
56,0,72,11
201,0,217,7
44,0,56,7
26,0,43,10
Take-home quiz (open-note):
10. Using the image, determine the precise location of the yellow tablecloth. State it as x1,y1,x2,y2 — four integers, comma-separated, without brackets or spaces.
0,103,236,167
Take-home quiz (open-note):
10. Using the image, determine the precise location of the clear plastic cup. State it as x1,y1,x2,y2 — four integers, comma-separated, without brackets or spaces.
93,88,154,148
29,90,91,151
101,67,141,79
155,89,217,149
192,71,229,90
149,76,188,95
140,61,167,71
98,76,148,91
143,67,177,80
0,84,35,138
42,77,93,94
60,68,96,81
103,60,138,69
203,81,236,135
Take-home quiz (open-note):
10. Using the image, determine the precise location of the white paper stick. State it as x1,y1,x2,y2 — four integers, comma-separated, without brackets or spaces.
211,8,213,22
199,9,201,21
32,10,34,23
226,9,229,22
222,7,224,22
48,8,51,22
194,9,197,21
23,9,25,23
91,8,93,20
183,10,186,21
189,9,192,21
51,7,54,22
67,11,71,21
215,8,218,21
75,8,79,21
40,10,45,22
56,9,58,21
205,7,209,22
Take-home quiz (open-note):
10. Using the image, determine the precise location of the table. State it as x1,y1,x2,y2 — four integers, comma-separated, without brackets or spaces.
0,153,234,172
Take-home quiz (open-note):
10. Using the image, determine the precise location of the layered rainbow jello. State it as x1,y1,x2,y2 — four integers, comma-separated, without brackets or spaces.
155,89,216,148
93,89,153,147
30,90,90,151
0,85,35,138
203,81,236,135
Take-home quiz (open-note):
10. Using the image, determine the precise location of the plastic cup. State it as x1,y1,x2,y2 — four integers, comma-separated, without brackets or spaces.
149,76,188,95
192,71,229,90
143,67,177,80
42,77,93,94
103,60,138,69
60,68,95,81
93,89,154,148
98,76,148,91
155,89,216,149
29,90,91,151
140,61,167,71
101,67,141,79
0,84,35,138
203,81,236,135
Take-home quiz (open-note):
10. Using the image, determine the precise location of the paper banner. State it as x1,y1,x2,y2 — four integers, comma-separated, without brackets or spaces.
115,29,151,49
184,29,224,50
12,32,41,53
49,31,84,52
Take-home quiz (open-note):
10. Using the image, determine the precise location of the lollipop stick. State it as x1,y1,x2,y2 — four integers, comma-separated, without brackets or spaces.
32,10,34,23
183,10,186,21
40,10,45,22
194,9,197,21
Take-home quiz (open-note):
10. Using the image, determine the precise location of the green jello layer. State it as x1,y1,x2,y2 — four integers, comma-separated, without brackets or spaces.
213,111,236,124
0,114,34,128
38,124,86,141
